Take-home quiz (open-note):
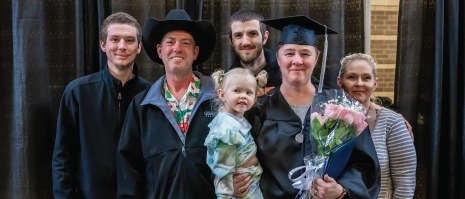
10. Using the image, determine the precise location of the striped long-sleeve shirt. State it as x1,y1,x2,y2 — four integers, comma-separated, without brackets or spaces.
372,108,417,199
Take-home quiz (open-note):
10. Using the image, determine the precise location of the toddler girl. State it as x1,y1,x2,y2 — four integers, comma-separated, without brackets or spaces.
204,68,267,199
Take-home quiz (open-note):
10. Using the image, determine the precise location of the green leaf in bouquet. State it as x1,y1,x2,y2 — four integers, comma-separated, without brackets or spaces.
346,126,355,139
311,117,322,131
322,118,338,136
335,121,346,139
318,144,326,156
311,119,321,140
311,118,325,156
340,125,355,141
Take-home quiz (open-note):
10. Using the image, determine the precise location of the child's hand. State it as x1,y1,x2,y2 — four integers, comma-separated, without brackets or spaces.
233,172,252,197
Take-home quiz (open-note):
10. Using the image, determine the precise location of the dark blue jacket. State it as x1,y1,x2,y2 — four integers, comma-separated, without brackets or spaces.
52,64,151,199
117,72,217,199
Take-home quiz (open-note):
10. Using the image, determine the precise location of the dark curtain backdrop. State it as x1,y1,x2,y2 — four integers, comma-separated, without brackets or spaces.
0,0,364,198
396,0,464,199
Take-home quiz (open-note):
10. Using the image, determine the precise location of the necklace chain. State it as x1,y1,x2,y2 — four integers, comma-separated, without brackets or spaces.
365,102,380,126
365,102,372,117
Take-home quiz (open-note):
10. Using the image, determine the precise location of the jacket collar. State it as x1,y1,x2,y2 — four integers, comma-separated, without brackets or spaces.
141,71,216,106
260,81,322,122
262,48,278,70
102,63,140,87
260,87,301,121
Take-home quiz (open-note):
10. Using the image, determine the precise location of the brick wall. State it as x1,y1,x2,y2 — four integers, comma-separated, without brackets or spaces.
371,10,398,35
376,68,395,92
370,1,398,103
370,40,397,65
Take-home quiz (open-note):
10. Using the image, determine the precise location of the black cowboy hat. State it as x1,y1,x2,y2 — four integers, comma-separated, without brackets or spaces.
142,9,216,66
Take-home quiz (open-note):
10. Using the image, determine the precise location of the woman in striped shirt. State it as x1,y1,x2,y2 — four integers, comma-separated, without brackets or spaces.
337,53,417,199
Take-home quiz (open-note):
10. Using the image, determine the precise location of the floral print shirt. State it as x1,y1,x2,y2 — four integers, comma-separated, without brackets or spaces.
164,75,200,134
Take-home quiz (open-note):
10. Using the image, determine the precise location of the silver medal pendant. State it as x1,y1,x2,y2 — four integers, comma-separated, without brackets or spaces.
295,132,303,143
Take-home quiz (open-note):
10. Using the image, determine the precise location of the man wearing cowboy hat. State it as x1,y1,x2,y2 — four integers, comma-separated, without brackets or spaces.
117,9,217,198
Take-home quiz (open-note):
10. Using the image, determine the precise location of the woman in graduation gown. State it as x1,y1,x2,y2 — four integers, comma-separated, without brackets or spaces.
237,16,381,199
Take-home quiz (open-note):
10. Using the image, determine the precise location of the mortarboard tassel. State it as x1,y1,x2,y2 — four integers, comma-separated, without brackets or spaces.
318,25,328,94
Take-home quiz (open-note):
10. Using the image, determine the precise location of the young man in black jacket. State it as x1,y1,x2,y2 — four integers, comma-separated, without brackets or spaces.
52,12,151,199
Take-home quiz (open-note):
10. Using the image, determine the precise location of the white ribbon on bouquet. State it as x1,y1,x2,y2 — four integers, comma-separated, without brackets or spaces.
288,161,325,195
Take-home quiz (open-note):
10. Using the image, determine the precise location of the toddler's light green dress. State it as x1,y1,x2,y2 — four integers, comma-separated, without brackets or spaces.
204,112,263,199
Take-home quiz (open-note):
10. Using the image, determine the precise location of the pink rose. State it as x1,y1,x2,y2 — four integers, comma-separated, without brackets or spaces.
356,121,368,135
352,112,366,125
339,107,355,125
311,112,325,126
324,104,341,119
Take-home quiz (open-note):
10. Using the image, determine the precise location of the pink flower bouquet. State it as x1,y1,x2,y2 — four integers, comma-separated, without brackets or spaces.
311,103,367,156
289,89,368,199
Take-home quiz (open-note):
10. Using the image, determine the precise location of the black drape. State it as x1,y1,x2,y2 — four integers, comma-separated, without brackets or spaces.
396,0,465,198
0,0,363,198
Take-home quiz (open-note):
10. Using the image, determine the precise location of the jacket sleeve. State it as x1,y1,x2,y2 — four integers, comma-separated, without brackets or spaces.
52,90,79,199
245,105,265,140
337,128,381,199
117,99,145,199
387,117,417,198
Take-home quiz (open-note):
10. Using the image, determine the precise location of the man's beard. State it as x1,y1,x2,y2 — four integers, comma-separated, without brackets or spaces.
237,45,263,65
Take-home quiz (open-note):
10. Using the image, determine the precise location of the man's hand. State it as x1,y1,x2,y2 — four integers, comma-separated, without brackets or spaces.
232,172,252,197
399,114,414,141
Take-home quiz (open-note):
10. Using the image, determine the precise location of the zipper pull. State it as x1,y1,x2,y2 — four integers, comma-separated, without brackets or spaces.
118,93,121,108
182,146,186,157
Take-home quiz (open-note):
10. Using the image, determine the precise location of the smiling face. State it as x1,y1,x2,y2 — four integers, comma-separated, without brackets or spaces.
100,23,142,71
218,77,257,119
277,44,319,87
230,20,269,65
157,30,199,75
337,59,379,105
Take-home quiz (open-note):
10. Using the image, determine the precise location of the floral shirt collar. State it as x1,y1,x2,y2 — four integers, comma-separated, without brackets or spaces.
163,74,201,134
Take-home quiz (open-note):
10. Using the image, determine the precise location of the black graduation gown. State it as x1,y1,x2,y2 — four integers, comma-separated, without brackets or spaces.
247,88,380,199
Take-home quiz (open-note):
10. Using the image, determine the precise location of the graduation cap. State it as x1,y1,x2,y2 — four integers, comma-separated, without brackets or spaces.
261,15,337,46
261,15,338,93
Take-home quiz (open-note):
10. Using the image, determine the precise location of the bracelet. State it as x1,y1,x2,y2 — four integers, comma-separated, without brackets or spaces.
334,187,346,199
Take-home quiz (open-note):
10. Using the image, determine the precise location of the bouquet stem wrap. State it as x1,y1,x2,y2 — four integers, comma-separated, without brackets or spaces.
288,155,327,199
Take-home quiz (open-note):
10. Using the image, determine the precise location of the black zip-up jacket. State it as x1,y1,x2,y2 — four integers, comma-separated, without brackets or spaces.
117,72,217,199
52,64,151,199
